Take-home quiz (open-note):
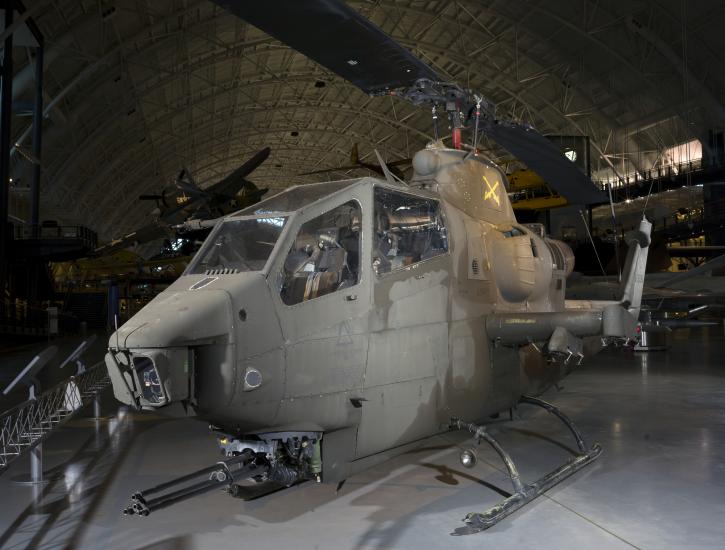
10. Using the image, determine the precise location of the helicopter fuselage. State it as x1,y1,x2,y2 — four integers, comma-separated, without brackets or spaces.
106,146,588,479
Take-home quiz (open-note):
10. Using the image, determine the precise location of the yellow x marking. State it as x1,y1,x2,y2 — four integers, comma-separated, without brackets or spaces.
483,175,500,206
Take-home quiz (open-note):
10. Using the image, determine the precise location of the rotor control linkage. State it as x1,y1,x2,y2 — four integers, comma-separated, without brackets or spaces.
123,450,266,517
450,395,602,533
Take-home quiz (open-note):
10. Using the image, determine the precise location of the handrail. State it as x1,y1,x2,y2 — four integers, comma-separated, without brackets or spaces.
13,224,98,248
0,360,110,473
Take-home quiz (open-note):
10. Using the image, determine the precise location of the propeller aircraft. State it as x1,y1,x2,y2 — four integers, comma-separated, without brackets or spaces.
94,148,271,255
105,0,649,532
301,143,412,181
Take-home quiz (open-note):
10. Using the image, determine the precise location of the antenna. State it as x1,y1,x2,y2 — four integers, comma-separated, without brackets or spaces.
374,149,405,186
606,182,622,283
579,210,607,277
471,95,483,152
641,176,656,217
431,106,439,141
115,314,120,350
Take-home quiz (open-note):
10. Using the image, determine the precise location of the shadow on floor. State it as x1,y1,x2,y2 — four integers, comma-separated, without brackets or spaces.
0,408,170,550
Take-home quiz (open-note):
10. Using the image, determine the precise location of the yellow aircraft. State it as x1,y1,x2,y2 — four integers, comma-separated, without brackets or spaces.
52,250,189,289
507,168,568,210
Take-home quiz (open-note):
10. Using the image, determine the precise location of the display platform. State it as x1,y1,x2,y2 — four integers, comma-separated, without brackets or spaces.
0,328,723,550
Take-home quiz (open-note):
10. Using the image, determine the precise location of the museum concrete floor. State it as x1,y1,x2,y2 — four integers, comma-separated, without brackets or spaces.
1,327,723,550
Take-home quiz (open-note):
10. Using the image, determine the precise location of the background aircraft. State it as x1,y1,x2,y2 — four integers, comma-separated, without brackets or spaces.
94,147,271,255
301,143,411,180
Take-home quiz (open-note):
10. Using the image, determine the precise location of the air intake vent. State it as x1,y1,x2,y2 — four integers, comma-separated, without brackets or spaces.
205,268,239,275
189,276,217,290
471,259,480,275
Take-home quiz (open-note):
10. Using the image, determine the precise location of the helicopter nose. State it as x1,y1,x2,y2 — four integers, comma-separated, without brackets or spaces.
106,288,235,408
113,289,233,349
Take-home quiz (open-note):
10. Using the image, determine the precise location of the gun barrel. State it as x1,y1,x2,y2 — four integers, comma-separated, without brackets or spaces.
124,451,263,516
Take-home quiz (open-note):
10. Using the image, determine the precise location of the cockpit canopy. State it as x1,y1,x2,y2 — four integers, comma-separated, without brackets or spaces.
184,178,450,305
238,180,359,216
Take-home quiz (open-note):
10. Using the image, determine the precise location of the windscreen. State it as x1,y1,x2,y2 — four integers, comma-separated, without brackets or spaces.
187,217,287,275
238,181,357,215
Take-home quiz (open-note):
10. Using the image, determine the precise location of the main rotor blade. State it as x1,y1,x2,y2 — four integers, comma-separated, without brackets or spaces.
213,0,439,94
485,122,606,205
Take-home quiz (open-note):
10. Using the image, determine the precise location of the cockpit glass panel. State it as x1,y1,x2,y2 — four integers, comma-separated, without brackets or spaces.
238,181,357,215
280,201,361,305
187,217,287,274
373,188,448,275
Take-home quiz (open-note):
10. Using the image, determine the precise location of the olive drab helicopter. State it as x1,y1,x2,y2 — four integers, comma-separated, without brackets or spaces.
106,0,648,532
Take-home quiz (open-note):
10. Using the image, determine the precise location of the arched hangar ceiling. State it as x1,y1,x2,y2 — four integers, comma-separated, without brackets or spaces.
9,0,725,241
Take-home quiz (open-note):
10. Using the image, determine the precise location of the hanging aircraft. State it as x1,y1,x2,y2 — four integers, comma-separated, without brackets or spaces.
507,168,568,211
567,251,725,308
105,0,643,533
301,143,412,180
94,148,271,255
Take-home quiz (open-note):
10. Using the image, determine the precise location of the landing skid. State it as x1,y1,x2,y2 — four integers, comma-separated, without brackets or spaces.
450,395,602,533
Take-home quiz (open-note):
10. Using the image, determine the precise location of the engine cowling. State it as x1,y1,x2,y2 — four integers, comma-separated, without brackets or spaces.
544,238,575,277
489,225,551,303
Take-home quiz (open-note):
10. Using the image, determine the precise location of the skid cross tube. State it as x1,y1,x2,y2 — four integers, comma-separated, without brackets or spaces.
451,395,602,532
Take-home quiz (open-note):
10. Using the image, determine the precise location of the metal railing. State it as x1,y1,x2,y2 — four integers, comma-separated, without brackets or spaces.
604,195,725,244
13,224,98,249
595,157,725,204
0,360,110,472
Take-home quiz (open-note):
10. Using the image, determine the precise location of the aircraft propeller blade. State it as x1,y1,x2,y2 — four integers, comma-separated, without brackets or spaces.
176,166,203,194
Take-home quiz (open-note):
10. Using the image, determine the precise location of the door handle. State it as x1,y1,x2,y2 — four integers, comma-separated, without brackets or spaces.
345,294,358,301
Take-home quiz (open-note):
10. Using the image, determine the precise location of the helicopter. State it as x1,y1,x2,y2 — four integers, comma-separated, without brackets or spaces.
105,0,648,532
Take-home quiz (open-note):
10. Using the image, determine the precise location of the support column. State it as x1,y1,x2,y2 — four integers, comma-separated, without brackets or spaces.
30,45,42,237
704,181,725,274
0,5,14,314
